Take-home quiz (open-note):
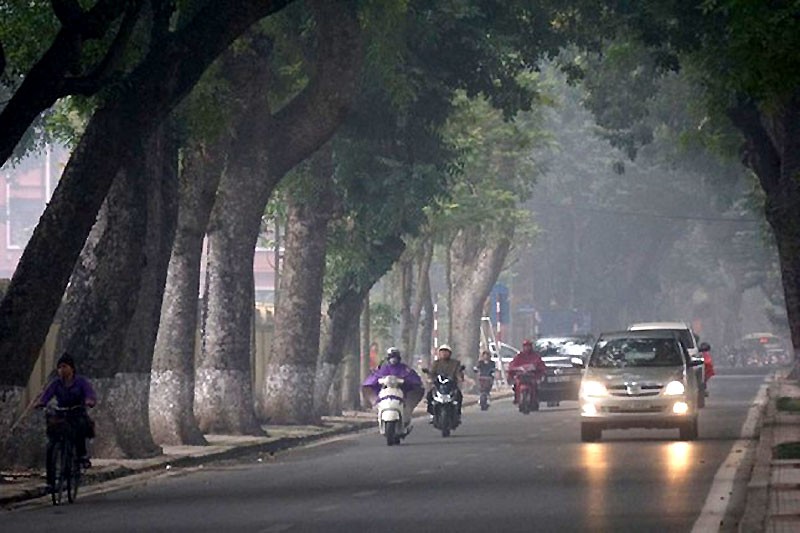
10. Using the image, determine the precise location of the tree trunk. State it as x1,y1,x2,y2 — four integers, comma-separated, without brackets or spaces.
315,287,367,416
449,228,513,370
410,238,434,356
360,292,371,407
262,146,335,424
53,131,153,459
150,138,227,445
197,168,267,434
399,254,414,354
728,92,800,366
113,122,179,458
197,0,362,428
150,40,263,445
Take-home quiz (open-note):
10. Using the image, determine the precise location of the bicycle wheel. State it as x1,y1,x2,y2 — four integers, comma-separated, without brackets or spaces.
66,442,80,503
50,441,65,506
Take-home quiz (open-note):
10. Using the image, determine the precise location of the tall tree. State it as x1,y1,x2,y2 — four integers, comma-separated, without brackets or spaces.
0,1,294,436
196,0,363,433
434,89,545,367
266,145,336,424
148,42,258,445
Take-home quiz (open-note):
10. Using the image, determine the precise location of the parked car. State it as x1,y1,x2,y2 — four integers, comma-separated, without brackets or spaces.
627,322,706,407
579,330,703,442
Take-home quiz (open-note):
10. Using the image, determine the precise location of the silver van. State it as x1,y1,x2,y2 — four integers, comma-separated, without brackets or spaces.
579,330,703,442
628,321,706,407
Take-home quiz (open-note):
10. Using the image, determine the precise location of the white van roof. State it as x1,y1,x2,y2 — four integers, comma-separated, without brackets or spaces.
628,321,690,331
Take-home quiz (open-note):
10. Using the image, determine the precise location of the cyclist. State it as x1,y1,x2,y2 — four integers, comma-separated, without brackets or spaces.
36,352,97,474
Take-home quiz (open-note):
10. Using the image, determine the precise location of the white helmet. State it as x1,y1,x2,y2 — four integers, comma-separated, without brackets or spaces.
438,344,452,353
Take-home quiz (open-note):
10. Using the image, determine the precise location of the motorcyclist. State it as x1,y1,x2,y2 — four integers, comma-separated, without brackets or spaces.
699,341,715,393
361,347,424,433
474,350,496,387
507,339,546,404
426,344,464,420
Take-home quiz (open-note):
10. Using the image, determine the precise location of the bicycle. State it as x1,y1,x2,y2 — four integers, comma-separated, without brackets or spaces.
45,406,84,505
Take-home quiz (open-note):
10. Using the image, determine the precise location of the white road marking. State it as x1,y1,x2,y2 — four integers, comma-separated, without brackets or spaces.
259,524,294,532
388,478,409,485
416,469,435,475
313,504,339,513
691,379,769,533
352,490,378,498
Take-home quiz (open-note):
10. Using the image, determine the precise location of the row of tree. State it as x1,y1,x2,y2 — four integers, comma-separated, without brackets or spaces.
1,1,798,466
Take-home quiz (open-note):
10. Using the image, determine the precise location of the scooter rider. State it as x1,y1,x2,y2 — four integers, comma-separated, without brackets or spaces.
507,339,546,404
362,347,424,432
698,341,715,393
426,344,464,419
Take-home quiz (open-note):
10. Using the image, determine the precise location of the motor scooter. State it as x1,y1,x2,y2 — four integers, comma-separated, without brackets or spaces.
512,364,541,414
376,375,407,446
472,367,494,411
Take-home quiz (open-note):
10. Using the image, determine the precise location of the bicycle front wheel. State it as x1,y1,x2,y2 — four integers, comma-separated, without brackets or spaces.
66,448,80,503
50,442,65,506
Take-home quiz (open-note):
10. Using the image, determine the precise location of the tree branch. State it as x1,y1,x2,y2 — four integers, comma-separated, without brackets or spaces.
268,0,363,176
62,1,147,96
0,0,131,165
727,95,782,197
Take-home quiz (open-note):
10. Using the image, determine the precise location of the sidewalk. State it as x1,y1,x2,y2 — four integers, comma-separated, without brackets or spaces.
739,370,800,532
1,390,510,508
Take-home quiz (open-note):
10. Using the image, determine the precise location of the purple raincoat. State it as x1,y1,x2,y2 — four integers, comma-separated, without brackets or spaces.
362,362,423,394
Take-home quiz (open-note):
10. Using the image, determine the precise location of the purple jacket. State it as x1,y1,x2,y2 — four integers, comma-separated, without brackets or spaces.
38,376,97,408
362,363,423,394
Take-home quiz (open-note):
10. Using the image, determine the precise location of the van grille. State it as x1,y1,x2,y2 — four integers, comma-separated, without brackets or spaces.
607,384,663,397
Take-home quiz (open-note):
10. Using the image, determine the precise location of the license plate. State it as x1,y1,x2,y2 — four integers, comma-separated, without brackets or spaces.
622,401,649,411
547,376,572,383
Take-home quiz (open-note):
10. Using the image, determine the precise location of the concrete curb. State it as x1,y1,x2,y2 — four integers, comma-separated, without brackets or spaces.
739,381,776,532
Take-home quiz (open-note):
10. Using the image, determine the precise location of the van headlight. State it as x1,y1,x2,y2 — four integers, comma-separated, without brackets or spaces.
664,381,685,396
581,380,608,397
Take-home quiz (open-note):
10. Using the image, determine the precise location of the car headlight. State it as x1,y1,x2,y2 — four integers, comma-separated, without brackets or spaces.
581,380,607,397
664,381,685,396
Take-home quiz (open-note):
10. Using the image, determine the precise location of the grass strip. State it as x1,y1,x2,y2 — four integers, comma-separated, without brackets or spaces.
774,441,800,459
776,396,800,412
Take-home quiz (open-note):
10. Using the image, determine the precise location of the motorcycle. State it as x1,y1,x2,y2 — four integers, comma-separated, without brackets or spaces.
512,364,541,414
376,375,407,446
472,367,494,411
423,369,461,437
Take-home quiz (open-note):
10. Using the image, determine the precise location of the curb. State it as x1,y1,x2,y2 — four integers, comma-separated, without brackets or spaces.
739,381,775,532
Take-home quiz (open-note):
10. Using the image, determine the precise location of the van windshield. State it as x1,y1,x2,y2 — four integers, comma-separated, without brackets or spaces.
589,338,684,368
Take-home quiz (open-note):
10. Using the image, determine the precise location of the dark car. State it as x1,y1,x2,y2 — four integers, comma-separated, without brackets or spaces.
535,337,587,405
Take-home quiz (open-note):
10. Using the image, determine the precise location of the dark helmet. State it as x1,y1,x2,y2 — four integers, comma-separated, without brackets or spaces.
386,347,401,364
699,342,711,352
57,351,75,370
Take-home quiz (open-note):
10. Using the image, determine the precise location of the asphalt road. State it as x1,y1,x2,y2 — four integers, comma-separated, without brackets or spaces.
3,368,770,533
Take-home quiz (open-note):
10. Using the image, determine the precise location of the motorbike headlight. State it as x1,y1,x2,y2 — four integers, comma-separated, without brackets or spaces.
664,381,685,396
580,380,607,397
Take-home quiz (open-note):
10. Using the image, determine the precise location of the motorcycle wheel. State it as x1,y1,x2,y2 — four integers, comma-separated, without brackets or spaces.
520,391,530,414
440,410,451,437
385,421,397,446
480,394,488,410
